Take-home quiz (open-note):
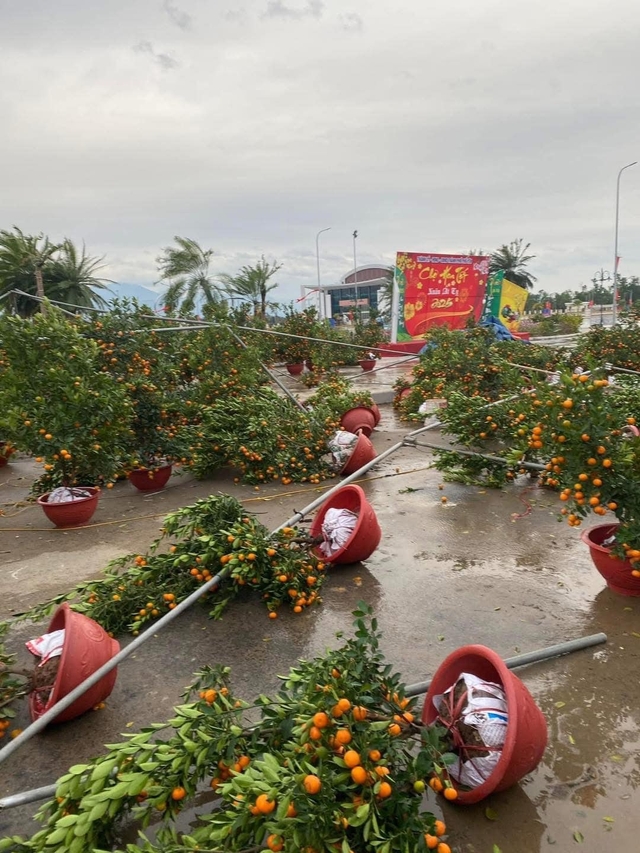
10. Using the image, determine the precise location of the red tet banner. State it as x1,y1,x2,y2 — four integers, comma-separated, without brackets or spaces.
395,252,489,339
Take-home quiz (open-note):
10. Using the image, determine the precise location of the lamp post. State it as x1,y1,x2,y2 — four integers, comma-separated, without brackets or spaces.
612,161,637,325
352,229,358,320
315,227,331,320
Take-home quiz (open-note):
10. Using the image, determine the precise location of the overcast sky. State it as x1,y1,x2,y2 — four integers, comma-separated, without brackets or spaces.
1,0,639,303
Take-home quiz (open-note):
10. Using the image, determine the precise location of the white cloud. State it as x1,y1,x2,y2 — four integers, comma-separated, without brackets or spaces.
0,0,639,304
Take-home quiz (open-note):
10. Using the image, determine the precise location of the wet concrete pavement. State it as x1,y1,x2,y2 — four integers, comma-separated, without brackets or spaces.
1,391,639,852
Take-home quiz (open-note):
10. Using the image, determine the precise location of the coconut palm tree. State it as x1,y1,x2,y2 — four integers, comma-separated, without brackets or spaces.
219,256,282,317
489,239,537,289
0,227,60,316
157,236,223,315
48,240,111,311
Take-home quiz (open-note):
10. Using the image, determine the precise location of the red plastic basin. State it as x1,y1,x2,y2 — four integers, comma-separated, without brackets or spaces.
581,523,640,596
422,645,547,804
310,484,381,564
29,603,120,724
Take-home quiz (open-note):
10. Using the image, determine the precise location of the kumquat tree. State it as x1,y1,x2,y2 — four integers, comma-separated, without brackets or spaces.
0,606,456,853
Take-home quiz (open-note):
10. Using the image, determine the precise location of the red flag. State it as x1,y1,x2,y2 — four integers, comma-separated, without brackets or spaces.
615,255,621,272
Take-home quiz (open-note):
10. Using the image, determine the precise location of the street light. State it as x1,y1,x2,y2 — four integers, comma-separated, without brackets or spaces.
352,230,358,319
315,227,331,320
612,161,637,325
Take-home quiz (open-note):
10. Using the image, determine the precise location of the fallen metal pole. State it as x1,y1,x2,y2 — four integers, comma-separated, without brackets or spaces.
274,419,445,531
0,631,607,811
227,327,307,413
406,438,547,471
343,353,420,382
0,424,426,764
405,632,607,697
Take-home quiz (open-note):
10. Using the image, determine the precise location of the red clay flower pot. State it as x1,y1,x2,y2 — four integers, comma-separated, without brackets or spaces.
310,484,381,564
340,431,377,475
340,406,375,437
422,645,547,804
37,487,100,528
285,363,304,376
581,523,640,596
29,603,120,724
129,463,173,492
359,359,376,372
0,444,15,467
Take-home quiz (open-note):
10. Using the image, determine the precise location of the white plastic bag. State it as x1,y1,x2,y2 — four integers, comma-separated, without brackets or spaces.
26,629,66,667
319,507,358,556
328,431,359,469
432,672,508,789
47,487,93,503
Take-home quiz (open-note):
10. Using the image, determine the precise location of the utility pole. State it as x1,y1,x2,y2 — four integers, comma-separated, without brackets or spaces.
591,268,611,326
612,161,637,325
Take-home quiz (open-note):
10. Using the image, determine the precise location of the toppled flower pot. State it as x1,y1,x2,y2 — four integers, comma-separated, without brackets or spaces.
310,484,381,564
27,603,120,724
581,523,640,596
340,406,375,437
422,644,547,804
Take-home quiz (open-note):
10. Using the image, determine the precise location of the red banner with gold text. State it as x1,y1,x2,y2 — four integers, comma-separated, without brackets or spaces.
395,252,489,339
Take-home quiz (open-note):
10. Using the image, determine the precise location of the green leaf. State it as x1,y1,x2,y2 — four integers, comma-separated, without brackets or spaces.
573,830,584,843
493,846,503,853
554,701,566,709
485,807,498,821
603,816,615,823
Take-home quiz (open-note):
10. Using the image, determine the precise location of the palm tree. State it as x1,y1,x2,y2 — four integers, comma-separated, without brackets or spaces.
0,227,60,316
48,240,111,311
219,256,282,317
376,268,395,325
489,239,537,289
157,236,222,315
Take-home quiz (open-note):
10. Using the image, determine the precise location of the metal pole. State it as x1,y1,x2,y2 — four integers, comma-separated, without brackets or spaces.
226,327,308,413
407,438,547,471
316,228,331,321
405,632,607,698
0,631,607,810
613,161,637,326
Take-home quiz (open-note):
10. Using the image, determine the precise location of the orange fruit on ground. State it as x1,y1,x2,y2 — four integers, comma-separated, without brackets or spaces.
350,766,368,785
443,786,458,801
303,774,322,794
343,750,361,768
353,706,368,722
433,820,446,837
377,781,392,798
424,835,439,850
293,605,303,613
368,749,381,762
256,793,276,814
334,729,352,746
268,611,278,620
313,711,330,729
171,786,186,801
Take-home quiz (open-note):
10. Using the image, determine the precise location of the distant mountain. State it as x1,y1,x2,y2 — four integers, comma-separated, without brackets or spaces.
102,282,162,308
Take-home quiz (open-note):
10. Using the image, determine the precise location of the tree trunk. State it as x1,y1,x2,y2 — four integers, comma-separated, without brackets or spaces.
34,265,45,299
34,264,47,314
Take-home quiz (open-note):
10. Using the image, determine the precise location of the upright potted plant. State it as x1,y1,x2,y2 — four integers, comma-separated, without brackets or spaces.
0,307,134,525
272,307,320,375
353,316,387,371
